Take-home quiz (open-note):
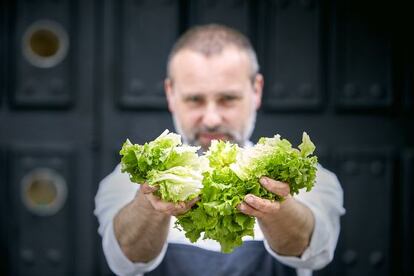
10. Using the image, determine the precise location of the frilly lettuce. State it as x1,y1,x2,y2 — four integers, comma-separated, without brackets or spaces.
120,129,205,202
176,133,318,253
147,166,204,202
176,140,277,253
120,130,318,253
230,132,317,195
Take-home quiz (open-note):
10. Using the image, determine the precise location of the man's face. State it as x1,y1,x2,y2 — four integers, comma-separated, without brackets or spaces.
165,46,263,151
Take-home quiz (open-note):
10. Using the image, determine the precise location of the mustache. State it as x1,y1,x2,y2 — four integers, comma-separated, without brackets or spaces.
194,126,235,139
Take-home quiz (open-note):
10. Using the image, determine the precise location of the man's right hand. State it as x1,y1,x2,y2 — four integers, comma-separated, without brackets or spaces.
114,182,197,263
140,183,199,216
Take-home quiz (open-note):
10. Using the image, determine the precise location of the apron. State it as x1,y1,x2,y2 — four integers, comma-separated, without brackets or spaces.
145,241,296,276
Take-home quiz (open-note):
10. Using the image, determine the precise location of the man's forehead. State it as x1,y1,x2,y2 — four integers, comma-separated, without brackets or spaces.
169,47,250,75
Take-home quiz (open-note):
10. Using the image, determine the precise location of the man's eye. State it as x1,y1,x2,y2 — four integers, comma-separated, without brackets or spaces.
185,96,203,104
219,95,238,105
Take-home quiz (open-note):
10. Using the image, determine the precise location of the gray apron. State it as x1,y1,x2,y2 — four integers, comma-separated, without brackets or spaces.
145,241,296,276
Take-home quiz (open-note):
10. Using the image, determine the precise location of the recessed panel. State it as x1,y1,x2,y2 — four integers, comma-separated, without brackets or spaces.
261,0,322,111
11,1,73,108
116,0,179,109
10,145,72,276
334,148,393,276
334,1,392,110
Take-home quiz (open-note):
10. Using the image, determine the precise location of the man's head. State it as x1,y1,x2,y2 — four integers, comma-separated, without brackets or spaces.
165,24,263,151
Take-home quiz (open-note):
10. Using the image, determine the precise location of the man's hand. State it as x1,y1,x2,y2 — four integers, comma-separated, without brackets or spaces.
237,176,314,257
141,183,199,216
237,177,291,219
113,184,198,263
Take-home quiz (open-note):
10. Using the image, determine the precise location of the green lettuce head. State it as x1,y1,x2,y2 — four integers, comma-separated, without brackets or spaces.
120,129,206,202
230,132,318,195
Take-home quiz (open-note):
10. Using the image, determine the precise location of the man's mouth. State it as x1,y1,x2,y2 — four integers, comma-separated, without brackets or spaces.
198,133,230,144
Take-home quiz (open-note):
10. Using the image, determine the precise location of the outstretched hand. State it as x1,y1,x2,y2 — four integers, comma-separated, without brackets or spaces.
237,176,292,219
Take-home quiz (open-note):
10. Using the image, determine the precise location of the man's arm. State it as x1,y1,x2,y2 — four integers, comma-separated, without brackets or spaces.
238,177,314,256
114,184,198,263
94,166,199,275
114,187,170,262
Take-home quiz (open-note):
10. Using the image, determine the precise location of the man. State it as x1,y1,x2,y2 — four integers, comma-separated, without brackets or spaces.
95,24,345,276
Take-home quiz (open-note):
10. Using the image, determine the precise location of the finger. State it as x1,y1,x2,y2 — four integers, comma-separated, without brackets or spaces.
141,183,158,194
170,201,188,216
145,193,177,213
244,194,280,215
172,197,200,216
187,196,200,208
260,177,290,197
147,194,197,211
146,193,196,216
237,202,262,218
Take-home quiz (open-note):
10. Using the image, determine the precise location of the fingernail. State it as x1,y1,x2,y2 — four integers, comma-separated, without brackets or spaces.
245,195,254,203
260,177,268,185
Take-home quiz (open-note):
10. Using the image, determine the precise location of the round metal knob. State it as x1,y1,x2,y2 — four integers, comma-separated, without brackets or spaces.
272,83,286,99
370,160,384,175
342,249,357,265
46,248,62,265
343,83,359,98
298,83,314,98
22,20,69,68
369,251,384,267
369,83,384,99
20,249,35,265
342,160,358,175
49,78,64,95
129,79,145,96
21,168,68,216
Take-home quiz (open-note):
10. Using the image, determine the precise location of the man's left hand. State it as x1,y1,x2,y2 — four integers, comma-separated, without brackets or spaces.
237,176,291,220
237,176,314,256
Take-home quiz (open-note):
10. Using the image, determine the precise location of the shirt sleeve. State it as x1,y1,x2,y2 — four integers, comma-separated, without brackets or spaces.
94,164,167,275
263,164,346,270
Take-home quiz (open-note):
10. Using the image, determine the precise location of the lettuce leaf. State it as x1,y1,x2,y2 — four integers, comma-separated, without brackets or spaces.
120,129,205,202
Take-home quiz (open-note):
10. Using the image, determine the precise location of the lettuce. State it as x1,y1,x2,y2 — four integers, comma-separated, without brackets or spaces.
176,133,318,253
230,132,318,195
176,140,274,253
120,129,205,202
120,130,318,253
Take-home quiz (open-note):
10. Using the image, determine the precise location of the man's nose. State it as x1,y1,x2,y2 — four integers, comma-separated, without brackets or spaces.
201,103,222,128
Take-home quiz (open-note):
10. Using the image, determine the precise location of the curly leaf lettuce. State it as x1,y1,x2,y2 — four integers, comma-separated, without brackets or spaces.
177,133,318,253
176,140,275,253
230,132,317,195
120,130,318,253
120,129,205,202
147,166,204,202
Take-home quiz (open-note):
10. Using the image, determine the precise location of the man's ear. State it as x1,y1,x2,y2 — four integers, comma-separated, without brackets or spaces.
253,73,264,110
164,78,175,113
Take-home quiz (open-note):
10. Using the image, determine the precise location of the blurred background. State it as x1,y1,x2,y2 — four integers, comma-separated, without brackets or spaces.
0,0,413,275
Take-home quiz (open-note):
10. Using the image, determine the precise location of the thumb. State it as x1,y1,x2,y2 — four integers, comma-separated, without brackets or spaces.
141,183,158,194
